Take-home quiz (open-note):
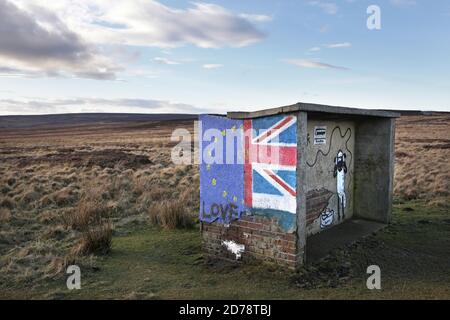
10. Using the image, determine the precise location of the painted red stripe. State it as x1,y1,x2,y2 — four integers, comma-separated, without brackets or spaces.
263,169,296,197
254,116,294,143
244,120,253,207
248,145,297,166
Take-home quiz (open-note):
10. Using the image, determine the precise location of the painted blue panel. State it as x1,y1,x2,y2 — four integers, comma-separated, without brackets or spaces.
252,170,283,196
199,115,245,224
251,114,296,144
251,115,284,137
277,124,296,144
275,169,296,188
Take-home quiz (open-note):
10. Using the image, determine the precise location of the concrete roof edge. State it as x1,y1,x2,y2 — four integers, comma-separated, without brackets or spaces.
227,102,401,119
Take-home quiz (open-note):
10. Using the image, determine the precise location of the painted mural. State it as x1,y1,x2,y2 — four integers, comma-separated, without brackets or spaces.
199,114,246,225
305,120,355,236
320,208,334,228
333,150,348,220
199,114,298,232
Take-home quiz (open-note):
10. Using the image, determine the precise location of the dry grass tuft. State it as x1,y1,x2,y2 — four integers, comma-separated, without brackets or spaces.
65,197,107,230
40,195,53,207
427,197,450,209
148,186,166,201
53,187,77,206
149,199,194,229
132,176,149,196
20,191,41,207
0,208,11,222
71,223,114,256
44,253,78,277
0,185,11,195
6,177,16,186
0,197,14,209
180,188,199,211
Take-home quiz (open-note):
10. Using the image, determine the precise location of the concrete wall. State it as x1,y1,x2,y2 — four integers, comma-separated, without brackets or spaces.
354,118,395,223
295,112,307,265
304,118,356,236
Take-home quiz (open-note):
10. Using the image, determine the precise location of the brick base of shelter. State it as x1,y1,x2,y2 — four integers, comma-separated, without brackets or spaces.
201,215,298,268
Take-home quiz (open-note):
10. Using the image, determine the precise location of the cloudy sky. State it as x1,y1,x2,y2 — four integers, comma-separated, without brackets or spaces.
0,0,449,115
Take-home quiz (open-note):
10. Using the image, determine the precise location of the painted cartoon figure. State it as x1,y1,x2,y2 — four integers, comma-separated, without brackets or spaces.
320,208,334,228
333,150,347,220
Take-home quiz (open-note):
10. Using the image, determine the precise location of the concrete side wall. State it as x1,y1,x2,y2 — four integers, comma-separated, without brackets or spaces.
304,118,356,236
296,112,307,265
354,118,395,223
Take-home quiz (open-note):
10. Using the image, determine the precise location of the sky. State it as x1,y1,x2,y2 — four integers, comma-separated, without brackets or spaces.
0,0,449,115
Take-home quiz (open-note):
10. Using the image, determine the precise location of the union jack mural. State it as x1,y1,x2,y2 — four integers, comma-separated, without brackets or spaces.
244,115,297,214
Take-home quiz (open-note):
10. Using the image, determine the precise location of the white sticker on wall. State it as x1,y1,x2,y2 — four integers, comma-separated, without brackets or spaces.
314,126,327,145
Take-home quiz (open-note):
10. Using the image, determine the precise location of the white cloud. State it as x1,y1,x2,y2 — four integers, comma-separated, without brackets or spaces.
1,0,268,79
306,42,351,54
390,0,417,7
11,0,267,49
0,0,120,80
153,57,180,65
308,1,338,15
0,97,206,115
285,59,349,70
308,47,321,52
325,42,352,48
202,64,223,69
239,13,273,23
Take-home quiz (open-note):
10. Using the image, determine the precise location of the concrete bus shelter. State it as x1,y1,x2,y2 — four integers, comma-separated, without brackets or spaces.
199,102,400,268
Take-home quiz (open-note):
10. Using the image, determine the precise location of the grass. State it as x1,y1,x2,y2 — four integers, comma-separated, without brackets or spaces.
71,223,114,256
0,119,199,287
64,188,111,231
0,199,448,300
149,199,194,229
0,208,11,222
394,115,450,200
0,115,448,299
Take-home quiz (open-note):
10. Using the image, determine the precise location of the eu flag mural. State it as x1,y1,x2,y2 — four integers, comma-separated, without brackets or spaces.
199,114,298,232
199,115,246,224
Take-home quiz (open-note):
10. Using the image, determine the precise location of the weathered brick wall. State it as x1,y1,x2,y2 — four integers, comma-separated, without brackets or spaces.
202,215,297,268
306,188,334,225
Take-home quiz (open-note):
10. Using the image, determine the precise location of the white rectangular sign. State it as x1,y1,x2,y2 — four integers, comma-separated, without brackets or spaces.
314,126,327,145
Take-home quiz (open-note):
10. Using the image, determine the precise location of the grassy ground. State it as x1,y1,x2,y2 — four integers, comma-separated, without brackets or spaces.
1,198,448,300
395,114,449,199
0,120,199,288
0,115,448,299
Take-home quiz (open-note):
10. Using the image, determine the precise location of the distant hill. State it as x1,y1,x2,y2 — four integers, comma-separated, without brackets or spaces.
1,110,447,130
0,113,199,129
381,110,450,116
